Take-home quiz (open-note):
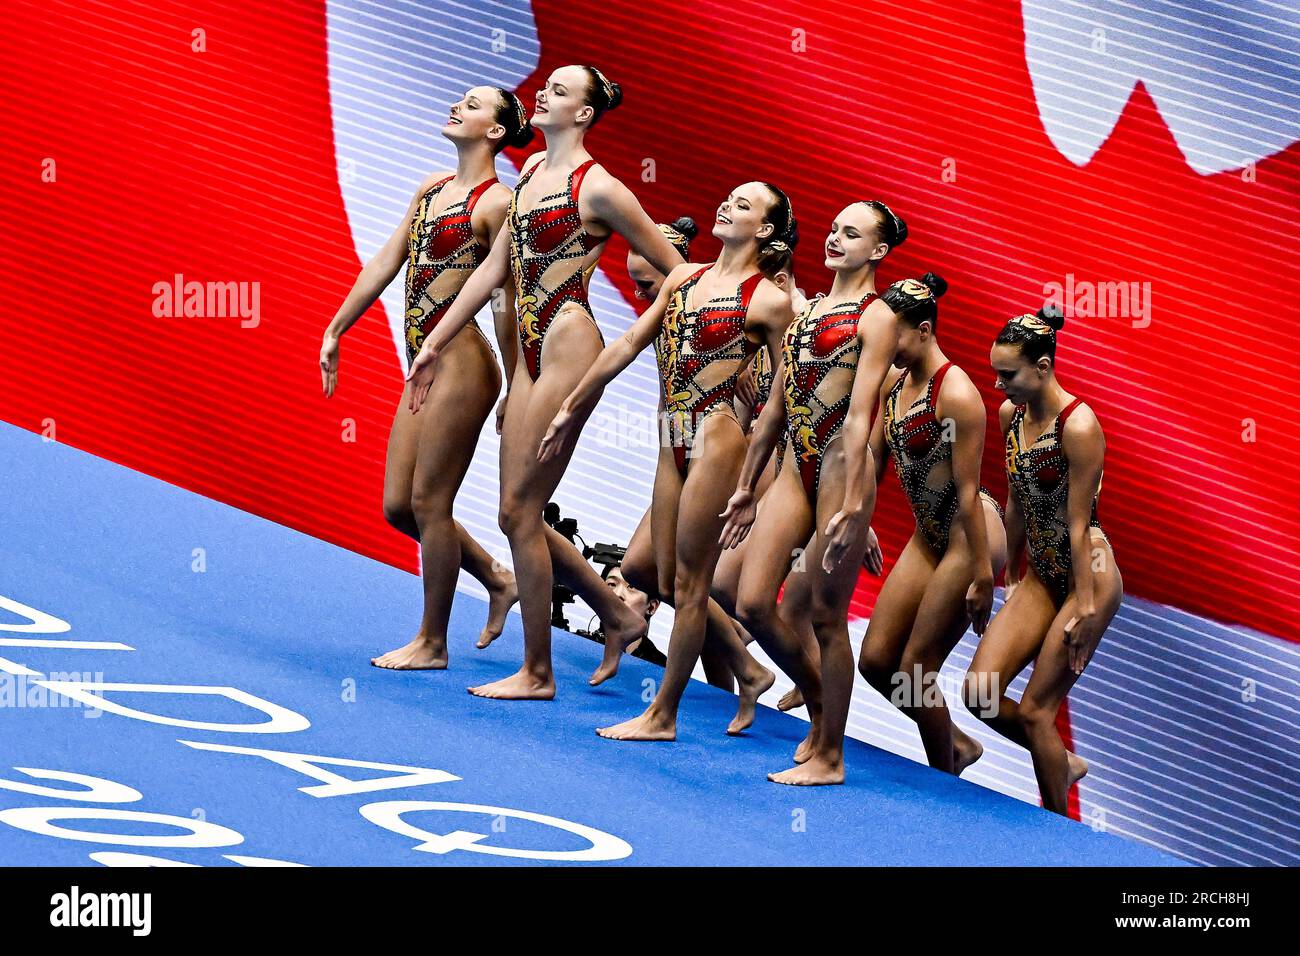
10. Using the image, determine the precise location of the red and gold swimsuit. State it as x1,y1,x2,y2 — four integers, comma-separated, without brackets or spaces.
883,362,1002,556
654,265,764,476
1005,398,1105,603
508,158,605,380
781,293,876,500
404,176,497,363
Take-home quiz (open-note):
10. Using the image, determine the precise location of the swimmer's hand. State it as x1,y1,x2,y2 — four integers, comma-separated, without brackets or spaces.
966,570,994,635
319,332,340,397
862,526,883,576
495,393,509,435
537,405,578,464
406,342,441,413
822,506,867,573
1064,606,1102,675
719,487,758,549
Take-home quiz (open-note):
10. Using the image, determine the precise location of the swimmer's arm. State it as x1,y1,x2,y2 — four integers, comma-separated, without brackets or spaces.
838,299,899,515
868,373,894,485
946,372,995,600
325,173,444,339
558,263,694,418
1062,406,1106,617
998,401,1026,586
586,173,685,276
480,189,519,388
734,356,760,432
733,284,795,492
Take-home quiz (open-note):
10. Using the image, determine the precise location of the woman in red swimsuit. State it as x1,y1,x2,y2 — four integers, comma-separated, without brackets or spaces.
406,65,685,700
613,220,776,722
320,85,530,669
539,181,797,741
721,199,908,784
857,273,1007,775
964,306,1121,814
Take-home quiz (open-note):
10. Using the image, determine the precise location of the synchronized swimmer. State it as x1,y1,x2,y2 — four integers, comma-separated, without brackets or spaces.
324,65,1120,805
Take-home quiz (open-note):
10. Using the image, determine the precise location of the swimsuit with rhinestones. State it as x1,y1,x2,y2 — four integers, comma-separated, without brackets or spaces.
403,176,497,363
654,264,763,477
1005,398,1105,603
508,158,604,380
883,362,1001,556
781,292,876,500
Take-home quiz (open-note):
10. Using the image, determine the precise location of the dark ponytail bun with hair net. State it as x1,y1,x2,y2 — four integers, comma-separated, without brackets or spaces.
658,216,699,259
581,66,623,125
494,89,535,153
995,301,1067,363
1037,301,1066,331
756,182,798,279
860,200,908,253
882,271,947,329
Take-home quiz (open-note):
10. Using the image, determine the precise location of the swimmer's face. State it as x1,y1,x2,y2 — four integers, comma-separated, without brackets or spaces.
605,567,657,620
533,66,592,130
626,251,663,301
825,204,878,271
990,343,1047,405
443,86,505,145
714,182,772,244
892,318,930,368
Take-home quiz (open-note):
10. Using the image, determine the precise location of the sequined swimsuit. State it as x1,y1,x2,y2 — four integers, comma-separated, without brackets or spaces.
1005,398,1105,603
751,346,774,419
781,293,877,500
403,176,497,363
508,158,605,380
883,362,1002,557
654,265,764,476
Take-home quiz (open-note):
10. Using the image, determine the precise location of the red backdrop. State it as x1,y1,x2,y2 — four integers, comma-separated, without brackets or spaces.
3,1,1296,641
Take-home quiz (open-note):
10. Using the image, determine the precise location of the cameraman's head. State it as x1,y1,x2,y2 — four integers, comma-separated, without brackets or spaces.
603,565,659,621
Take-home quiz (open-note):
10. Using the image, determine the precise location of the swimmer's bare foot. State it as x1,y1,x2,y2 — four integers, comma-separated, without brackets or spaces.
727,666,775,735
371,635,448,670
477,571,518,649
1067,750,1089,787
793,722,819,763
596,708,676,741
478,572,517,647
768,753,844,786
953,729,984,776
587,606,650,687
467,669,554,700
777,686,805,712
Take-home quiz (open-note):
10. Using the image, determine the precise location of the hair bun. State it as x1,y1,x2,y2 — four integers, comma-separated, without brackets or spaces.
672,216,699,241
1037,302,1066,331
920,272,947,298
784,216,800,249
607,81,624,111
892,213,909,247
510,124,536,149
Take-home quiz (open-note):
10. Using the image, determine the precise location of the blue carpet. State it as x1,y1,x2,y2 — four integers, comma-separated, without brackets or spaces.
0,423,1182,866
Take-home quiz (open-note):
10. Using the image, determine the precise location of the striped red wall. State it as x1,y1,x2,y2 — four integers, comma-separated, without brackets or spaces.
2,1,1296,641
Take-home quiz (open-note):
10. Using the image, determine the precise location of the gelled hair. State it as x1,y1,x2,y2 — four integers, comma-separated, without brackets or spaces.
996,303,1067,364
859,199,908,252
756,182,798,277
882,272,948,330
493,88,535,153
580,66,623,125
758,238,795,281
658,216,698,259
